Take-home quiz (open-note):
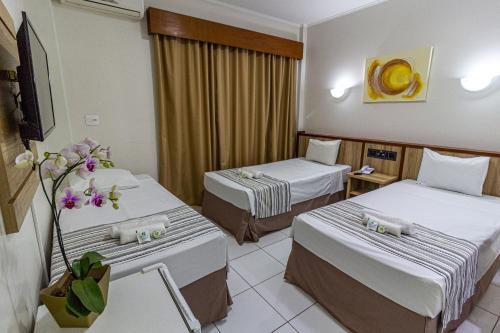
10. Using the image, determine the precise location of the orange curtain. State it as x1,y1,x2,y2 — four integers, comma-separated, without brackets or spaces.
153,35,297,205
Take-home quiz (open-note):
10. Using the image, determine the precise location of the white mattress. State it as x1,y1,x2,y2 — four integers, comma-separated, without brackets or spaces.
58,175,228,288
204,158,351,216
292,180,500,318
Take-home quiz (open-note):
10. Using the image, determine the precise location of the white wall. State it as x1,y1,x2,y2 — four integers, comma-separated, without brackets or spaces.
51,0,301,180
0,0,73,332
302,0,500,151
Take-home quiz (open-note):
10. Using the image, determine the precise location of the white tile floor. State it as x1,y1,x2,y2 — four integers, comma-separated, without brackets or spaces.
205,229,500,333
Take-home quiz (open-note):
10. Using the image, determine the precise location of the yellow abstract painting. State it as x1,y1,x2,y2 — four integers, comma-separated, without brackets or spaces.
363,47,434,103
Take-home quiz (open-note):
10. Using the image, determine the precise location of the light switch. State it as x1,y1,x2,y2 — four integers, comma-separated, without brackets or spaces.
85,114,100,126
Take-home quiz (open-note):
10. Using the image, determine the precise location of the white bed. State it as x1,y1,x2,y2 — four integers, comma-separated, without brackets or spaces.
291,180,500,319
204,158,351,216
54,174,227,289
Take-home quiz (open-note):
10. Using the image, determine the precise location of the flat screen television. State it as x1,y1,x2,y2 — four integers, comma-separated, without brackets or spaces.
17,11,55,148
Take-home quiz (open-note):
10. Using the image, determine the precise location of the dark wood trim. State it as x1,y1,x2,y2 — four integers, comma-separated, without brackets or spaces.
298,132,500,158
147,7,304,60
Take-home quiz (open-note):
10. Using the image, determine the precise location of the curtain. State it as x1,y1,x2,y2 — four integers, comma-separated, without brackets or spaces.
153,35,297,205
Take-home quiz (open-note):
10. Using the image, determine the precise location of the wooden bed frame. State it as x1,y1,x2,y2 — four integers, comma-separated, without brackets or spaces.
290,131,500,332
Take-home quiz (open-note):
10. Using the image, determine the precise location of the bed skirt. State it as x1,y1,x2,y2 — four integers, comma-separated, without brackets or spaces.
284,241,500,333
202,190,345,244
180,266,232,326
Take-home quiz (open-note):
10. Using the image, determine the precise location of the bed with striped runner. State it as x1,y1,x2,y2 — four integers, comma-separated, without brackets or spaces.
304,201,479,331
215,169,291,219
50,205,220,283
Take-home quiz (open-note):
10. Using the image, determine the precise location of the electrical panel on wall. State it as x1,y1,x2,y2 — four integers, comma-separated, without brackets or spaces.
367,148,398,161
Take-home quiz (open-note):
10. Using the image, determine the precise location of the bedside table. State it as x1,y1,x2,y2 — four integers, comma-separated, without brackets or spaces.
346,172,398,199
34,264,201,333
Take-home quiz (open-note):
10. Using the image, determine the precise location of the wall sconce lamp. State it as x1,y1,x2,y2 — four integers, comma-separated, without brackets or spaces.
460,75,496,92
330,86,349,99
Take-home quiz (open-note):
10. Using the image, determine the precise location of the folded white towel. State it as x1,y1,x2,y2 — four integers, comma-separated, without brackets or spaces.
110,215,170,238
119,222,166,245
365,215,403,237
362,209,415,235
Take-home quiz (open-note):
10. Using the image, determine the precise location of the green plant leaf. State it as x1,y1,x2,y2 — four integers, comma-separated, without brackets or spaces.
66,287,91,318
90,262,102,270
80,257,90,278
81,251,105,267
71,260,82,279
71,277,106,314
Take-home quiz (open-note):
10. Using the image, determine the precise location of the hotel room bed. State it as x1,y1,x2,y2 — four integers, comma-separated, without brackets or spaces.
50,175,231,326
285,180,500,333
202,157,351,243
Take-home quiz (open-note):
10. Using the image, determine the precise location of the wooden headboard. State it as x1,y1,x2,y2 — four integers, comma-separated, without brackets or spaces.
0,2,39,234
297,131,500,197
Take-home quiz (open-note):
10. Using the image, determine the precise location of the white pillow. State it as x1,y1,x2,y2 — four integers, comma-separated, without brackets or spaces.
69,168,140,192
417,148,490,196
305,139,341,166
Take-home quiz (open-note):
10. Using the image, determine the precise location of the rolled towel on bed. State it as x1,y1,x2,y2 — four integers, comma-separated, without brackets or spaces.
119,222,166,245
241,170,254,179
362,209,415,235
110,215,170,238
251,170,264,179
365,215,403,237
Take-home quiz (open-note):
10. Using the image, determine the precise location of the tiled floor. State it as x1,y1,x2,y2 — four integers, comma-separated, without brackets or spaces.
203,229,500,333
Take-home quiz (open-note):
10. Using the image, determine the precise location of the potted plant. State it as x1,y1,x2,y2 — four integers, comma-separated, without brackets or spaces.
15,138,121,327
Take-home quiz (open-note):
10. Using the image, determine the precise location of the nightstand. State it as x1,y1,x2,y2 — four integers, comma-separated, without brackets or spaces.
346,172,398,199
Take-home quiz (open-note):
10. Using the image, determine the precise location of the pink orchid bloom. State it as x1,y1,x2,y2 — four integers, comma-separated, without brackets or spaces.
89,190,107,207
85,156,99,172
58,188,84,209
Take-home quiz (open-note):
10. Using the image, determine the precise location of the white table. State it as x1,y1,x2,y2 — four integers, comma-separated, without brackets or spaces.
34,264,201,333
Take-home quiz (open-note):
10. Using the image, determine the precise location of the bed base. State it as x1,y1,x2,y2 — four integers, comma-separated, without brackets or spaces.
202,190,345,244
180,266,232,326
285,241,500,333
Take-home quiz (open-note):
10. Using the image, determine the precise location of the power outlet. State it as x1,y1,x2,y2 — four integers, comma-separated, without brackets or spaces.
367,148,397,161
85,114,99,126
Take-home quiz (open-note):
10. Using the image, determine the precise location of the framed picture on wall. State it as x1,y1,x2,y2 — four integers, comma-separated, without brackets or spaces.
363,47,434,103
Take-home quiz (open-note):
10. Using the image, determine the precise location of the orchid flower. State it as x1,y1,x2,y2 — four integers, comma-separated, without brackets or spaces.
88,190,107,207
58,188,84,210
60,147,80,166
15,150,34,169
82,137,99,150
53,155,68,169
108,185,121,209
72,143,91,158
41,160,67,179
85,156,99,172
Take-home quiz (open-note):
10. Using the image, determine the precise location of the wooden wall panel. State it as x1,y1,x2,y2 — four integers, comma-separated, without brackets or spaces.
362,143,402,177
147,8,304,59
0,2,39,234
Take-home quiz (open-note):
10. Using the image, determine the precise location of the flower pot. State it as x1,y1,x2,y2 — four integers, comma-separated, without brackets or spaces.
39,265,111,328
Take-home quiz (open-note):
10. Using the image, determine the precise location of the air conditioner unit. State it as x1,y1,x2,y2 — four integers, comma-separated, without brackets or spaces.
60,0,144,19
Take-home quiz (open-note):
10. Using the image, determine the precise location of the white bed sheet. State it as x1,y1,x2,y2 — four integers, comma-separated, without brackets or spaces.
58,175,227,288
204,158,351,216
292,180,500,318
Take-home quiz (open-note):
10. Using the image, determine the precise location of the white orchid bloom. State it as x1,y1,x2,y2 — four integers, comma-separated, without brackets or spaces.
60,147,80,166
15,150,34,169
54,155,68,169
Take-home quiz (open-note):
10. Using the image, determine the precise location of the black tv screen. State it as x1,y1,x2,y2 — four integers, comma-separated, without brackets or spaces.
17,11,55,144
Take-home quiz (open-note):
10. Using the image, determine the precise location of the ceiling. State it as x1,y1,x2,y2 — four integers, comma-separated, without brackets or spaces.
207,0,386,25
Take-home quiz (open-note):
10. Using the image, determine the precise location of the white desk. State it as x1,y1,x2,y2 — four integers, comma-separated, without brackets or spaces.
34,264,201,333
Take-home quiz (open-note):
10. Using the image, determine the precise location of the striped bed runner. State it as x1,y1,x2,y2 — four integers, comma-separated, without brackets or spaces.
216,169,291,219
50,205,220,283
304,201,479,331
